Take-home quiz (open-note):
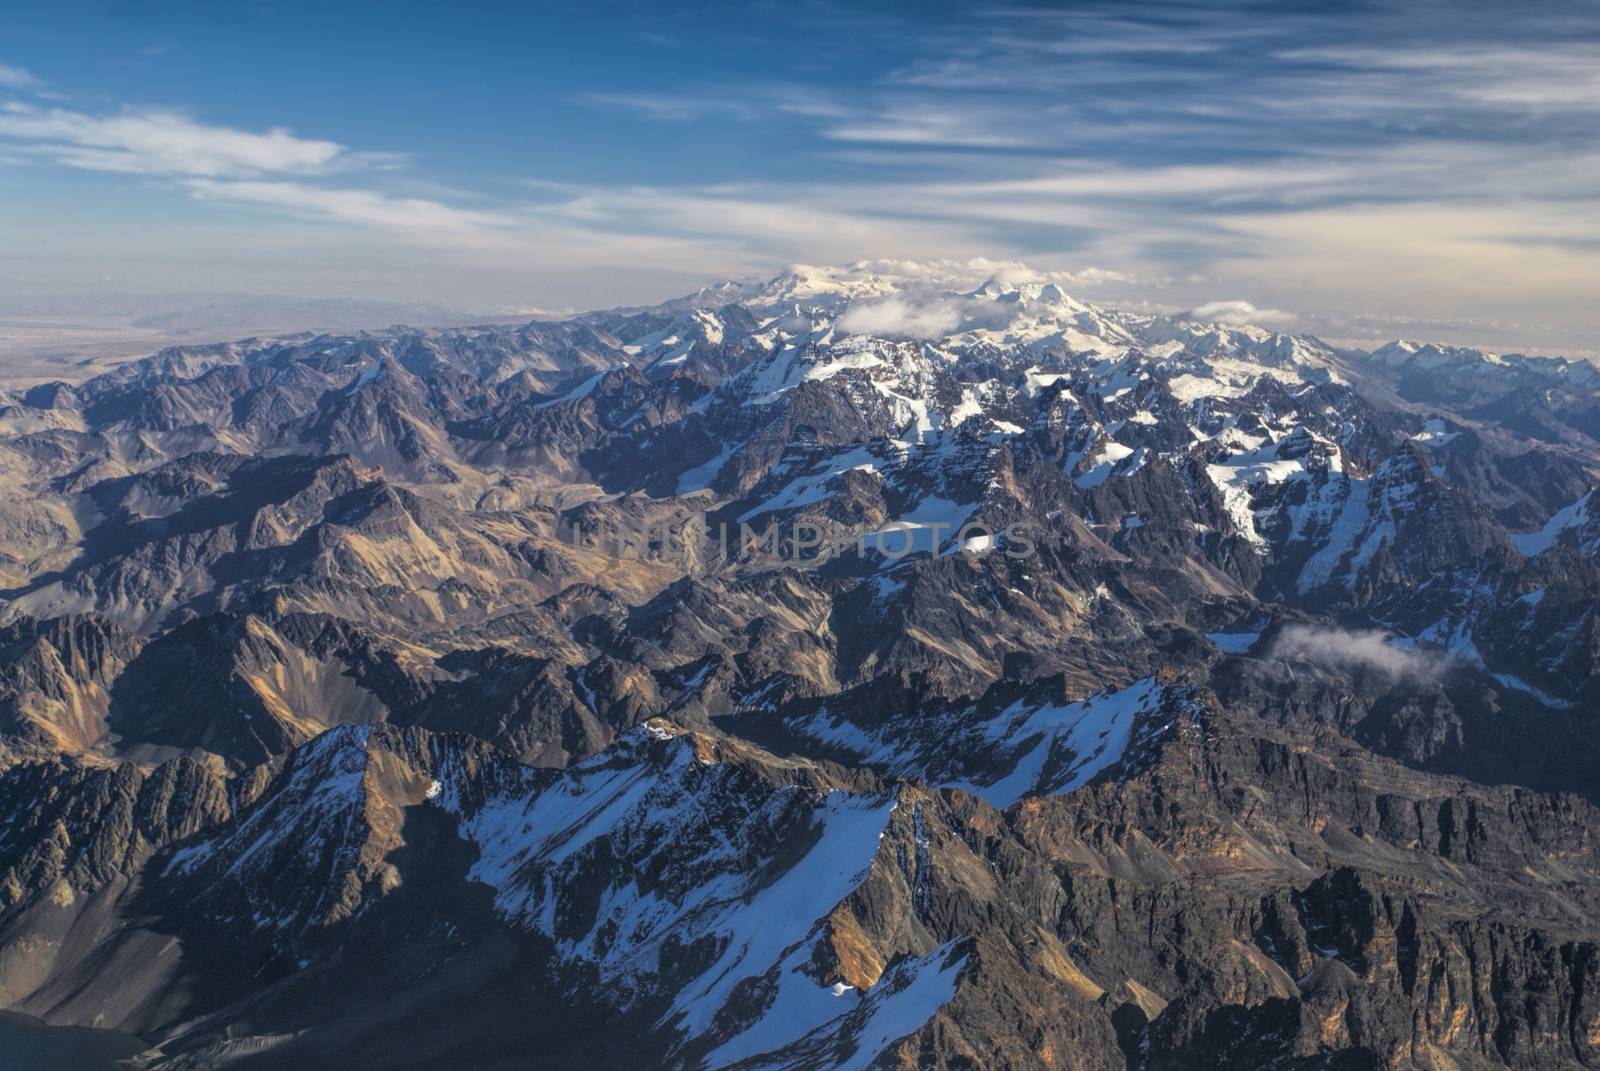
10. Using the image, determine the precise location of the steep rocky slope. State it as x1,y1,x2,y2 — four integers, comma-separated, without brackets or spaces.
0,262,1596,1069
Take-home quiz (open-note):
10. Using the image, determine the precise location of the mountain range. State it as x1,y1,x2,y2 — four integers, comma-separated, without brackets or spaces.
0,261,1597,1070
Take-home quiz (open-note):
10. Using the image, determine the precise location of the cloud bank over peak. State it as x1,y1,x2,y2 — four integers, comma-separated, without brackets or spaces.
818,258,1138,292
820,258,1123,339
1181,300,1297,327
837,295,963,339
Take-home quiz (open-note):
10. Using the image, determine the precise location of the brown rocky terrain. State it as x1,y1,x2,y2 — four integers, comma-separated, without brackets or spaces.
0,265,1596,1069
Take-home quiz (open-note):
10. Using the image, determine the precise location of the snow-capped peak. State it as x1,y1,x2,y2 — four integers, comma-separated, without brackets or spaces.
681,262,1319,367
1369,339,1598,387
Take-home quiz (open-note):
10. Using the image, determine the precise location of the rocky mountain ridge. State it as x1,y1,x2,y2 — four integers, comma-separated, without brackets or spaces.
0,261,1596,1069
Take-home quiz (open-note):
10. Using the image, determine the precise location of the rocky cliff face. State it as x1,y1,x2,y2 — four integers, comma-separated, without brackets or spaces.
0,263,1597,1069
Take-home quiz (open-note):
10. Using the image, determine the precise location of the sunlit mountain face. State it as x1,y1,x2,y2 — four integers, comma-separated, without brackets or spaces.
0,259,1597,1069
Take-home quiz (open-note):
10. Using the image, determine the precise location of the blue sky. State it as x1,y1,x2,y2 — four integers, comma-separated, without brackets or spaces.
2,1,1599,351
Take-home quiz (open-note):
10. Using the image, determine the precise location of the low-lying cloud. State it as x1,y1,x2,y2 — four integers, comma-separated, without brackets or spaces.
837,295,962,339
1181,300,1296,327
832,258,1136,292
1269,624,1440,678
830,259,1140,340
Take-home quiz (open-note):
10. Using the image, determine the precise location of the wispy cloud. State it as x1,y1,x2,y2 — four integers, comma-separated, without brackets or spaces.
1281,44,1600,113
0,102,364,178
0,63,41,90
1269,625,1441,679
580,92,758,123
0,98,499,244
580,86,846,124
183,179,510,239
824,103,1039,148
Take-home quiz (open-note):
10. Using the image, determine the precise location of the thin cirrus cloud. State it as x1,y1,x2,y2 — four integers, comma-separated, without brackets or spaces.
580,86,848,124
184,180,510,237
0,103,350,177
1278,44,1600,111
585,88,1046,150
823,105,1039,148
0,98,504,242
0,63,40,90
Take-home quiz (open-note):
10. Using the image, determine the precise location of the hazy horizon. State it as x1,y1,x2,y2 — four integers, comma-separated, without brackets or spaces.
4,1,1600,356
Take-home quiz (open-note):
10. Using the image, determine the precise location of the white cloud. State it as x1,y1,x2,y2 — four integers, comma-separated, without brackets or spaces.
825,105,1035,148
831,258,1135,290
838,295,962,338
1180,300,1295,327
825,260,1143,339
1281,44,1600,112
184,179,509,239
580,92,757,122
581,86,848,124
1269,625,1440,678
0,99,496,247
0,103,355,178
0,63,40,90
979,264,1139,289
1211,200,1600,343
1055,267,1139,287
